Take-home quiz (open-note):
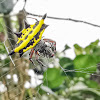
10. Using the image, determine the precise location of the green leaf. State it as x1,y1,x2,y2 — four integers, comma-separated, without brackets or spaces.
0,42,7,54
74,55,97,77
62,44,70,52
90,39,99,47
74,44,83,55
59,57,74,77
85,45,91,54
48,76,65,89
59,57,73,68
85,80,100,89
85,39,99,54
43,68,60,81
43,68,66,89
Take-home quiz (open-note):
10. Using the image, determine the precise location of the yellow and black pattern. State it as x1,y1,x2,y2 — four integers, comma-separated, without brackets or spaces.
8,13,48,57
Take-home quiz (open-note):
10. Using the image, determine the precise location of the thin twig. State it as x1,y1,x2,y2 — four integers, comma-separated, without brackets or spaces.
0,11,100,28
26,12,100,28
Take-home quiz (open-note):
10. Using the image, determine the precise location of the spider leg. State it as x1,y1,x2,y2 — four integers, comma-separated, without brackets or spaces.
43,38,56,44
35,51,46,67
29,48,35,65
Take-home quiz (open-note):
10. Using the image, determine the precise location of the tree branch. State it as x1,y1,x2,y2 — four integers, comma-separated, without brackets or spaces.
26,12,100,28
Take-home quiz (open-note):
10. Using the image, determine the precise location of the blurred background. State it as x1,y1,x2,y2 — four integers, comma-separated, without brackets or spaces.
0,0,100,100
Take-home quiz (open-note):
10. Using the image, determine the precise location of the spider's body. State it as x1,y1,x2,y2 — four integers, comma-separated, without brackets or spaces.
8,13,56,66
9,14,48,57
29,38,56,66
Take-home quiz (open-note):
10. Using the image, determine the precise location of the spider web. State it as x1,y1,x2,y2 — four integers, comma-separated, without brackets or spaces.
0,23,100,100
0,18,55,99
0,1,100,100
0,41,50,99
1,40,100,100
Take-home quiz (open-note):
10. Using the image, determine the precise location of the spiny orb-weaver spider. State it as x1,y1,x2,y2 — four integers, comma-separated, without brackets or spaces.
8,13,56,66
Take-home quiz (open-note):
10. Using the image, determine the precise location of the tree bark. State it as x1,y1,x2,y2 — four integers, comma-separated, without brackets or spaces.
3,15,16,49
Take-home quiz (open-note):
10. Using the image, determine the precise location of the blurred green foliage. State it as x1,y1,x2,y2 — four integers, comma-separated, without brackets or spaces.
43,68,66,89
0,0,14,14
74,55,97,77
0,43,6,53
0,18,5,33
0,7,100,99
39,39,100,100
